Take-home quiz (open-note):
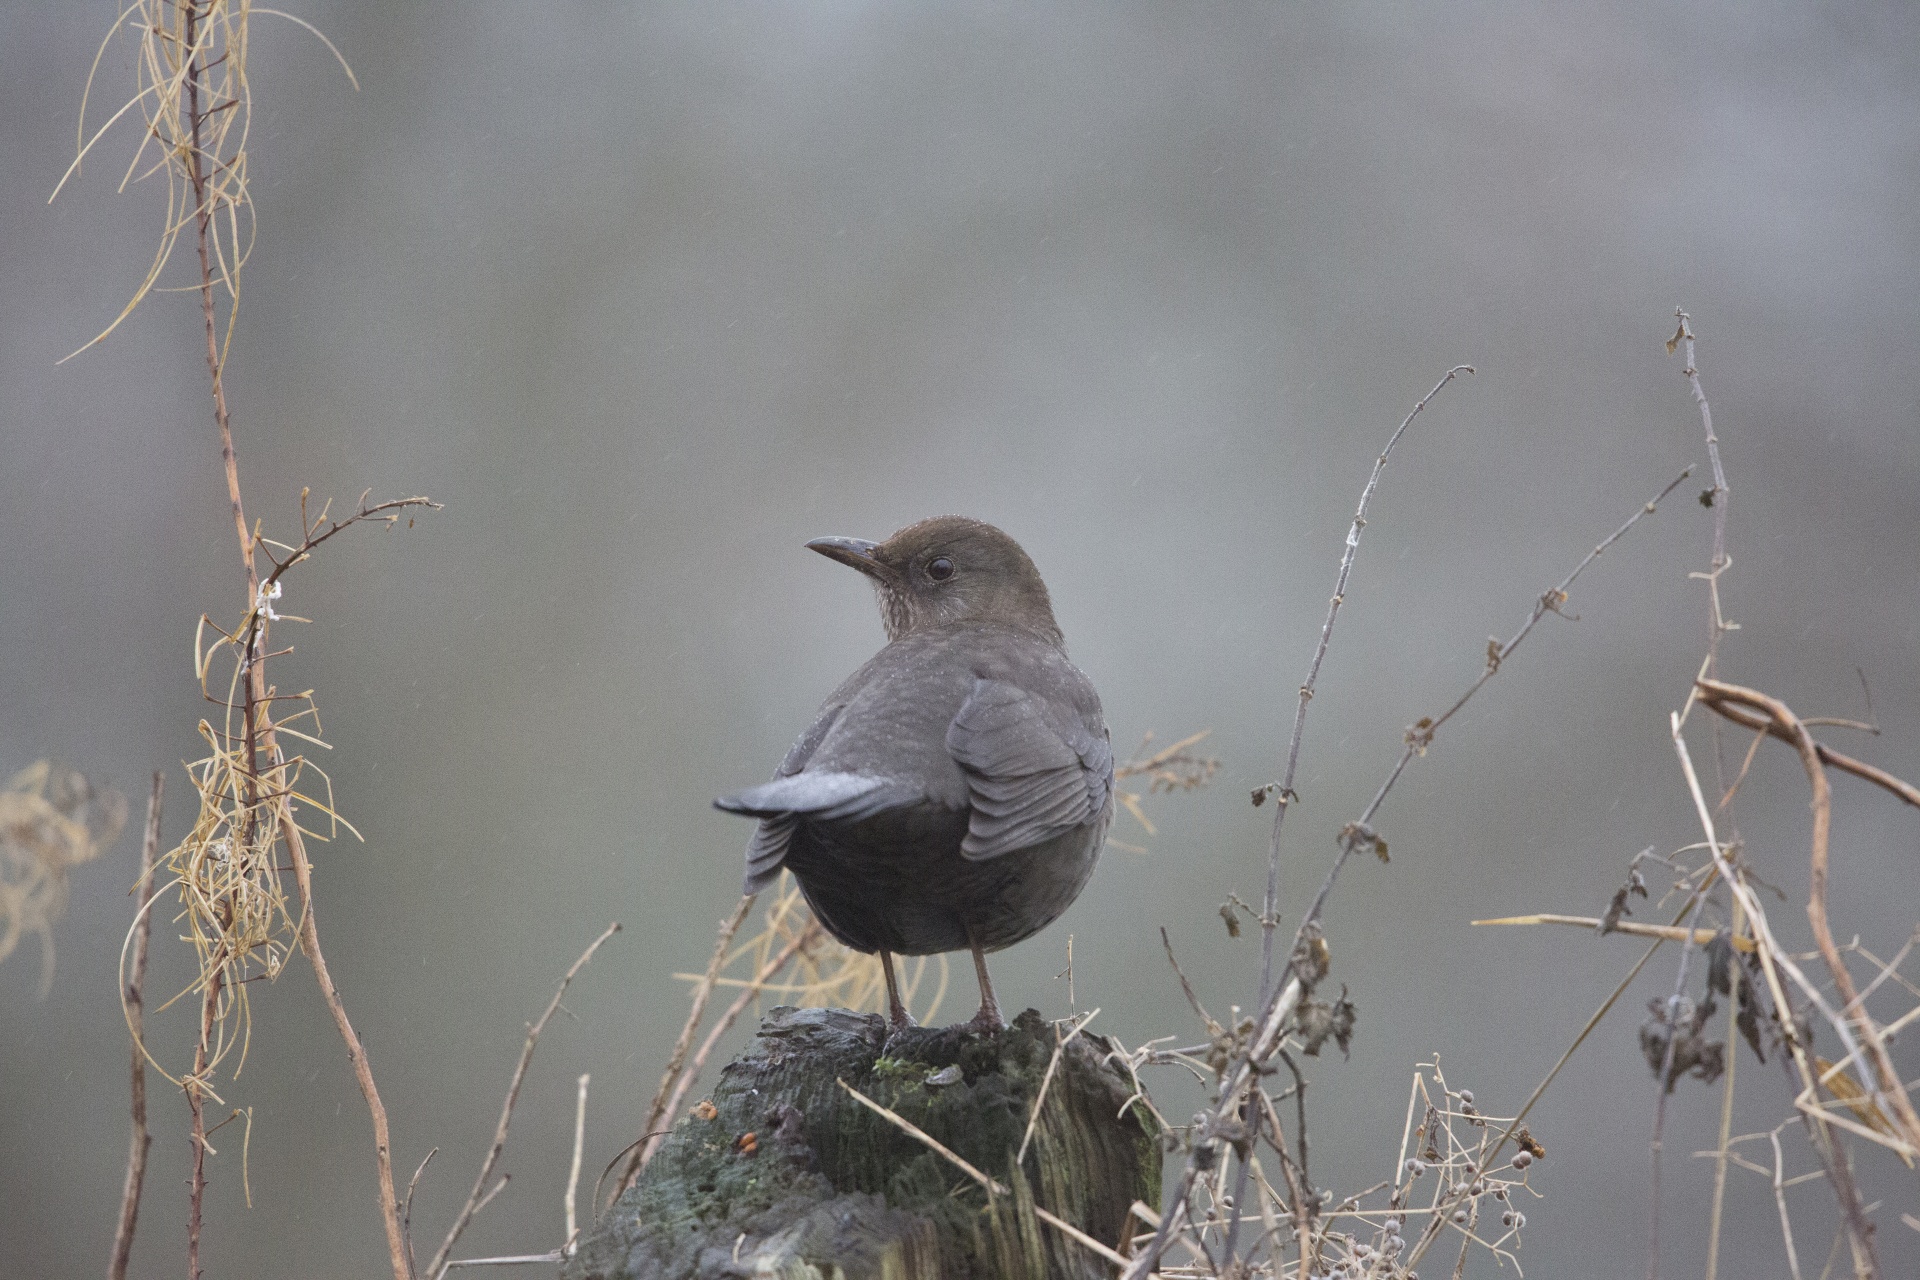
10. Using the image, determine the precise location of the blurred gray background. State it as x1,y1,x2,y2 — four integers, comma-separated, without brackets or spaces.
3,3,1916,1277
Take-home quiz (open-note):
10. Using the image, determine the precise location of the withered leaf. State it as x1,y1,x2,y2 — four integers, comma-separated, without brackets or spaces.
1296,985,1356,1059
1705,930,1734,998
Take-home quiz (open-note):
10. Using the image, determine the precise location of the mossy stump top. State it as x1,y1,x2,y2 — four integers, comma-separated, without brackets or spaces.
568,1006,1160,1280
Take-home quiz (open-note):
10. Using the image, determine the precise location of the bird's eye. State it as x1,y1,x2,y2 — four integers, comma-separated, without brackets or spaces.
926,556,955,582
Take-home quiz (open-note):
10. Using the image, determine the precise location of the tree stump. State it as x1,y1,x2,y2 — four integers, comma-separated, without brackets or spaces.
568,1006,1161,1279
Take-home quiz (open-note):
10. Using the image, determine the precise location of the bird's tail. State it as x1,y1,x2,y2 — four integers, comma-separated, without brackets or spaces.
714,771,907,822
715,771,916,894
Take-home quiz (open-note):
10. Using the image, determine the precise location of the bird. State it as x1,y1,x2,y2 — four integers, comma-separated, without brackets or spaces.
715,516,1112,1033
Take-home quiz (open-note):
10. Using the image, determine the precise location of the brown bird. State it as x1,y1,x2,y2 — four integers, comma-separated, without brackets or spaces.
716,517,1112,1032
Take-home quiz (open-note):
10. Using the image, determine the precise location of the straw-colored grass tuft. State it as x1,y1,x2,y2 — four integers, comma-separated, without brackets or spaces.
679,873,951,1025
51,0,354,363
0,761,127,997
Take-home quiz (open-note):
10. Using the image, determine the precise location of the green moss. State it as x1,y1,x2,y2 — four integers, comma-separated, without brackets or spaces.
568,1007,1159,1280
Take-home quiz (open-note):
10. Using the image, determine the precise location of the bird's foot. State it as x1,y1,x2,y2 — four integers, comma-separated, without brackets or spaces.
888,998,917,1031
964,1001,1006,1036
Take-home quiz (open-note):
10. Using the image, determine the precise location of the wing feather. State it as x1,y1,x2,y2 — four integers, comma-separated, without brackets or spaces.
946,678,1112,861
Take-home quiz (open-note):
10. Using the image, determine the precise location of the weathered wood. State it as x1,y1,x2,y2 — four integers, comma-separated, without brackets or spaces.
570,1007,1160,1279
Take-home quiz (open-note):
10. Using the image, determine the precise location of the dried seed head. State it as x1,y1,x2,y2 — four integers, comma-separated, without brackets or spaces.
1406,1158,1426,1176
1512,1150,1534,1170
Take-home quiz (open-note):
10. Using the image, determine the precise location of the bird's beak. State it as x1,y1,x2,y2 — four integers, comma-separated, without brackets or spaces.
806,536,896,583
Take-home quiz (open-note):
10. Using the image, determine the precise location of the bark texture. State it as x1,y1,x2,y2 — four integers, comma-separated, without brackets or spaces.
569,1006,1159,1280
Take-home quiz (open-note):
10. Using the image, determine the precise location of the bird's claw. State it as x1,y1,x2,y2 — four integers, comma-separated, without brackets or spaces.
965,1005,1006,1036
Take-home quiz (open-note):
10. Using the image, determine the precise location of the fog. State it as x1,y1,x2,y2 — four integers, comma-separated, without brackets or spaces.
3,4,1916,1277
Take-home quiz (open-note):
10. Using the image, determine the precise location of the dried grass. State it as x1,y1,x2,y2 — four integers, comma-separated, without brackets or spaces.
52,0,353,363
677,873,950,1024
0,761,127,997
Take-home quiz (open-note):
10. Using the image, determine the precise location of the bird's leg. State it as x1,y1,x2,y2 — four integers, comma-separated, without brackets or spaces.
879,950,914,1029
965,927,1006,1034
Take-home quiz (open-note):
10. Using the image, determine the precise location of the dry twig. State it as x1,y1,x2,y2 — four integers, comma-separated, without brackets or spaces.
835,1078,1133,1269
642,918,824,1170
426,922,621,1280
60,6,422,1275
1132,447,1688,1280
108,773,163,1280
1257,365,1474,997
1693,680,1920,1151
607,894,754,1209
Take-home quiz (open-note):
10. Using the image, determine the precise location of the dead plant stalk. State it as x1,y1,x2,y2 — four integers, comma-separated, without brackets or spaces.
427,922,622,1280
642,920,823,1171
1696,681,1920,1149
108,773,164,1280
181,5,411,1274
1128,386,1689,1277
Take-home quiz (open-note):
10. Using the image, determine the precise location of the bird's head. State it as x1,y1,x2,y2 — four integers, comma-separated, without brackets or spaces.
807,516,1063,646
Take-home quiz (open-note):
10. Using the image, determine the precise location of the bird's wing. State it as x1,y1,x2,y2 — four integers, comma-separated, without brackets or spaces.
946,677,1113,861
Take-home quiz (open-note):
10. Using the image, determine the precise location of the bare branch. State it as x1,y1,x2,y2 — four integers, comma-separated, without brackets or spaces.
563,1075,589,1258
1691,680,1920,1150
1132,465,1690,1280
108,772,163,1280
1671,717,1885,1271
427,922,622,1280
403,1148,437,1280
640,919,822,1172
1258,365,1474,997
1697,680,1920,808
607,895,755,1209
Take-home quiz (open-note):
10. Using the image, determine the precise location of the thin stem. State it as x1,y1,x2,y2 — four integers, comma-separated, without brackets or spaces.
182,14,230,1273
186,1,255,601
1647,889,1713,1280
1670,719,1881,1274
608,894,755,1209
1703,901,1746,1280
1675,312,1729,580
642,921,820,1171
427,922,621,1280
1698,688,1920,808
1675,312,1738,868
1771,1125,1806,1280
284,819,409,1279
1132,466,1691,1280
1258,366,1474,998
1701,683,1920,1149
564,1075,589,1256
186,956,224,1280
109,772,164,1280
182,9,412,1265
